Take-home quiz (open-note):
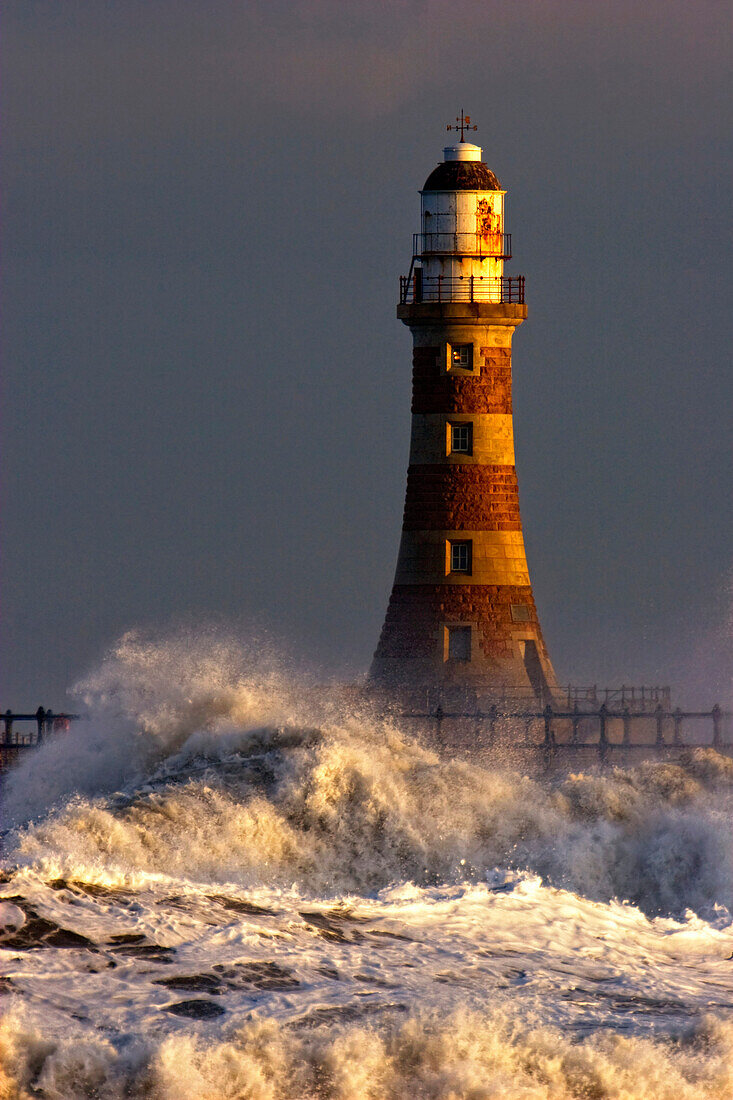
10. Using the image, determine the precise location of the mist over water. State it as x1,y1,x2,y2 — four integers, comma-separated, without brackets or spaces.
1,630,732,1098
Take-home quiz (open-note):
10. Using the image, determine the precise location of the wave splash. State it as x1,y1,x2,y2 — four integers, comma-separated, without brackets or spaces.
4,629,733,918
2,630,733,1099
2,1005,732,1100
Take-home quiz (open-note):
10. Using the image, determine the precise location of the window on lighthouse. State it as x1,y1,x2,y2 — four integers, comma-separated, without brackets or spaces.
451,345,472,370
450,423,473,455
449,540,472,574
447,627,471,662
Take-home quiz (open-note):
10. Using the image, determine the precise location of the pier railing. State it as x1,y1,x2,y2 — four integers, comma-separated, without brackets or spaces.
3,704,731,769
563,684,671,711
1,708,80,748
402,703,731,763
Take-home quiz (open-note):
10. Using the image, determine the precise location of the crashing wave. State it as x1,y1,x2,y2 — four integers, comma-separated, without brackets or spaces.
4,629,732,917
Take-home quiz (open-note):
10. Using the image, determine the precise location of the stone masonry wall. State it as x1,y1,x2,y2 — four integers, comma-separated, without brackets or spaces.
370,326,557,694
402,464,521,530
375,584,549,663
411,347,512,415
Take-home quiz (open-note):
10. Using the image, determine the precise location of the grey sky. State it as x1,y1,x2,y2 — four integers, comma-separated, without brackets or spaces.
2,0,731,708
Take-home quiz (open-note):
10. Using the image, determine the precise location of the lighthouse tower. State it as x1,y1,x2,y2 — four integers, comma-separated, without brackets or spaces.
370,123,557,703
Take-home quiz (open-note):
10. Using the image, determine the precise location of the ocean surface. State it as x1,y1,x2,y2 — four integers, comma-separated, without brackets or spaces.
1,631,732,1098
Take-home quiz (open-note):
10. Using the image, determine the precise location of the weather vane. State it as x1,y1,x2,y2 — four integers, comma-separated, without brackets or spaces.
447,110,477,142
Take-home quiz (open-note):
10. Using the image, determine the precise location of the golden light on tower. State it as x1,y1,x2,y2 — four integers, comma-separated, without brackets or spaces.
369,119,557,705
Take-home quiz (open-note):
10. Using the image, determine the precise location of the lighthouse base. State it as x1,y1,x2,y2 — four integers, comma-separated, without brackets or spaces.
369,581,557,705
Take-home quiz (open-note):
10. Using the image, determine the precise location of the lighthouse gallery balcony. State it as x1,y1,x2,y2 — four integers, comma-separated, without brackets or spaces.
399,271,525,305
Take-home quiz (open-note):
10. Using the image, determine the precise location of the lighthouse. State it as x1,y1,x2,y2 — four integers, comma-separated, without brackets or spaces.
370,119,557,704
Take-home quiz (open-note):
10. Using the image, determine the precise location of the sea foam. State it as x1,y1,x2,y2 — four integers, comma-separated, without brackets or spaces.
1,629,732,1099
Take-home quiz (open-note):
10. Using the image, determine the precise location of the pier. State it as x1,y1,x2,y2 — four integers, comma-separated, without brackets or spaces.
401,700,732,766
0,709,80,768
1,698,730,773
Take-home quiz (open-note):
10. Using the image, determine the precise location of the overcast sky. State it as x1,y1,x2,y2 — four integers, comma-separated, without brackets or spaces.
2,0,731,708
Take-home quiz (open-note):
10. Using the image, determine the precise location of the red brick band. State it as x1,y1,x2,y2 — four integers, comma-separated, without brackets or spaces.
402,464,521,530
411,347,513,415
374,584,550,662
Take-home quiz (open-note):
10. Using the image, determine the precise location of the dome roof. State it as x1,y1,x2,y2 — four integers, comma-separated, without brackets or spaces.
422,160,501,192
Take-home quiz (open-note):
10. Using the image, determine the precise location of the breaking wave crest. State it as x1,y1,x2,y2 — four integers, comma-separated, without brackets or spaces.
2,1005,732,1100
2,630,733,1100
4,630,733,917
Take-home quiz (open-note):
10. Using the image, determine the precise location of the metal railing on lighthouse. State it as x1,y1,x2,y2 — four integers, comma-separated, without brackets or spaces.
399,272,525,305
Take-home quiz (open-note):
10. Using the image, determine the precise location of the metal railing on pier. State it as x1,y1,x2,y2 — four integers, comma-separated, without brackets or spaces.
399,273,525,305
564,684,671,711
3,703,731,771
0,708,80,751
402,702,731,764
